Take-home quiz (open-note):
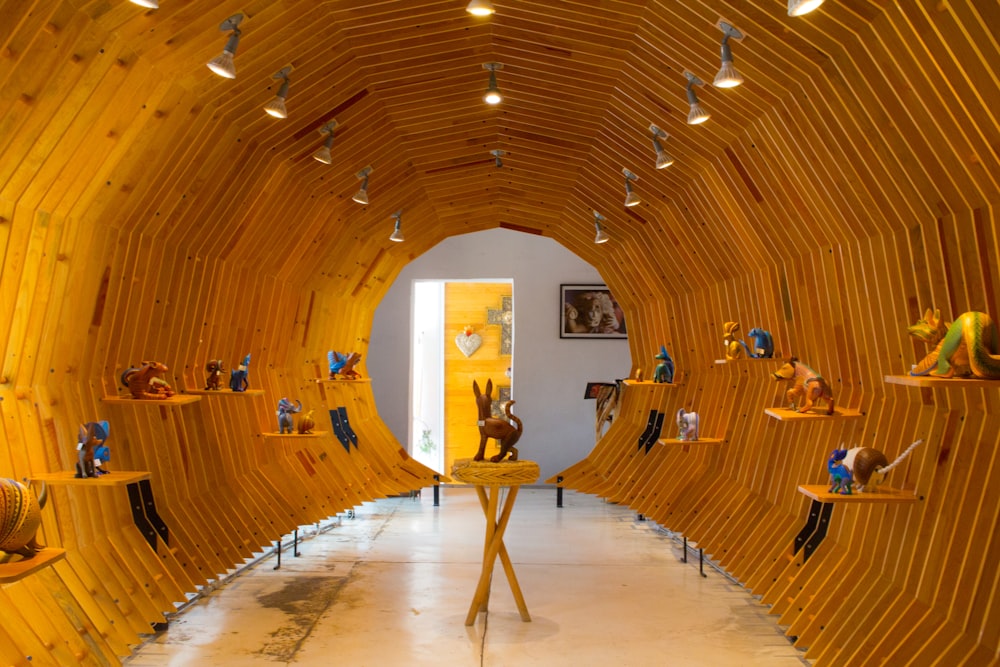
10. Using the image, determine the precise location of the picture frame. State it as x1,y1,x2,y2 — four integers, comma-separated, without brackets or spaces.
560,284,627,339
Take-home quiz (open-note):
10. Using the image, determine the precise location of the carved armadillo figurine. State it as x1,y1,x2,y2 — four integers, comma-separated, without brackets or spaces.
297,409,316,434
0,478,47,558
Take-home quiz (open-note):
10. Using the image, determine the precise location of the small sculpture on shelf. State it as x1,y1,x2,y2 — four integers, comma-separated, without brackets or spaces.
297,410,315,435
473,379,523,462
723,321,752,360
230,354,251,392
827,449,853,495
0,479,47,559
121,361,175,400
328,351,362,380
204,359,225,390
676,408,699,441
826,439,923,493
908,309,1000,379
772,357,835,415
76,421,110,479
276,398,302,434
653,346,674,383
746,328,774,358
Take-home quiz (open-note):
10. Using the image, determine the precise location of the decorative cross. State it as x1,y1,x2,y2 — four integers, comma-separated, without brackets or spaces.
487,295,513,355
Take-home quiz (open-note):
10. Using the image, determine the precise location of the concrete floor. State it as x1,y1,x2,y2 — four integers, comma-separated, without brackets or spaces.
125,488,810,666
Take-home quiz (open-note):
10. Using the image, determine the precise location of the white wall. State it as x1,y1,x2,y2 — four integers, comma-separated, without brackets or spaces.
369,228,632,483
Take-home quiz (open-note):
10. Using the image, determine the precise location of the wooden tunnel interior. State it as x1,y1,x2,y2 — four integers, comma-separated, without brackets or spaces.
2,0,999,664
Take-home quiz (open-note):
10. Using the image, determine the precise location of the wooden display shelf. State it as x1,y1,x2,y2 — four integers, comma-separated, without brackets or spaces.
798,484,918,504
0,548,66,582
183,388,265,396
262,431,327,439
622,379,677,387
31,470,151,486
884,375,1000,388
315,378,371,383
656,437,723,446
102,394,201,405
714,356,781,364
764,407,862,421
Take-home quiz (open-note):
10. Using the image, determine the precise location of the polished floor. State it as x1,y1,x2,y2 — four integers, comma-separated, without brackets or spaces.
125,488,810,667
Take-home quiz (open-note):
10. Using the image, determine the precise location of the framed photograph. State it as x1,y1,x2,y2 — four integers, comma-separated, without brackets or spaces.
560,284,627,339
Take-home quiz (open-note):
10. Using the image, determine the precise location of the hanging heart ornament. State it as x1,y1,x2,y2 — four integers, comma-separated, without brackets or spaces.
455,327,482,358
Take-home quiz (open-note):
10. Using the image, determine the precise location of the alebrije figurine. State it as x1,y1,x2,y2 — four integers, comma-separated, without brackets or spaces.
723,322,752,360
473,379,523,462
833,439,923,492
121,361,175,400
676,408,699,441
653,346,674,383
0,478,47,557
230,354,250,392
205,359,225,390
771,357,835,415
827,449,853,495
277,398,302,434
328,350,362,380
76,421,110,478
298,410,315,434
908,308,1000,379
746,328,774,358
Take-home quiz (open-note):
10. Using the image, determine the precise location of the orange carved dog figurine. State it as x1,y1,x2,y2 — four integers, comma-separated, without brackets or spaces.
772,357,834,415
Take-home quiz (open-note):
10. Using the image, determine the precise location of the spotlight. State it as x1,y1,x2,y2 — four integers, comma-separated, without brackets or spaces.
788,0,825,16
129,0,158,8
490,149,505,167
713,21,744,89
353,166,373,204
263,66,291,118
389,211,404,242
207,14,243,79
313,120,337,164
592,211,609,244
649,125,674,169
483,62,503,104
684,72,710,125
466,0,496,16
622,168,640,207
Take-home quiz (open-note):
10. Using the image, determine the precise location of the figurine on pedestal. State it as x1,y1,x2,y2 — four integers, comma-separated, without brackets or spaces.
473,379,523,462
121,361,175,400
772,357,835,415
230,354,250,392
205,359,225,390
676,409,699,441
277,398,302,434
653,346,674,383
76,421,110,478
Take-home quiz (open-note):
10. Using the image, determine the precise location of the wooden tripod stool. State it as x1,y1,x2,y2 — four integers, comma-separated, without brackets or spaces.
451,459,540,626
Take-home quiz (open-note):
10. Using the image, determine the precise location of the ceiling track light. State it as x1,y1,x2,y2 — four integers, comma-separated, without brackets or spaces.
129,0,158,8
263,66,292,118
313,120,338,164
207,14,243,79
622,168,641,207
490,149,505,167
389,210,404,242
649,124,674,169
483,62,503,105
592,210,609,244
684,72,710,125
466,0,496,16
353,166,373,204
713,20,745,89
788,0,825,16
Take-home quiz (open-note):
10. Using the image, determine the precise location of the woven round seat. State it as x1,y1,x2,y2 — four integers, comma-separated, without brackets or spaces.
451,459,540,486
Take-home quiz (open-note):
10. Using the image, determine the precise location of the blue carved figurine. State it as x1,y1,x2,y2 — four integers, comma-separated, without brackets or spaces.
653,346,674,383
827,449,853,495
76,421,110,478
746,328,774,359
230,353,250,392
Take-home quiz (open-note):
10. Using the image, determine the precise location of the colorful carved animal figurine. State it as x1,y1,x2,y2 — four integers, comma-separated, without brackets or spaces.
676,408,699,441
121,361,175,400
76,421,110,479
205,359,225,390
827,449,853,495
746,328,774,358
908,309,1000,379
0,479,47,558
723,321,752,360
328,351,362,380
653,346,674,383
834,439,923,492
230,354,250,392
473,379,523,462
772,357,835,415
277,398,302,434
298,410,315,435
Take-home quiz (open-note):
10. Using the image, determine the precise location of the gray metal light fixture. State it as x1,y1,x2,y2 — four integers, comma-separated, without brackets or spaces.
685,72,710,125
466,0,496,16
622,168,640,207
592,211,609,244
389,211,404,242
649,125,674,169
207,14,243,79
483,62,503,104
313,120,337,164
263,67,291,118
713,21,744,89
490,149,505,167
353,166,373,204
788,0,825,16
